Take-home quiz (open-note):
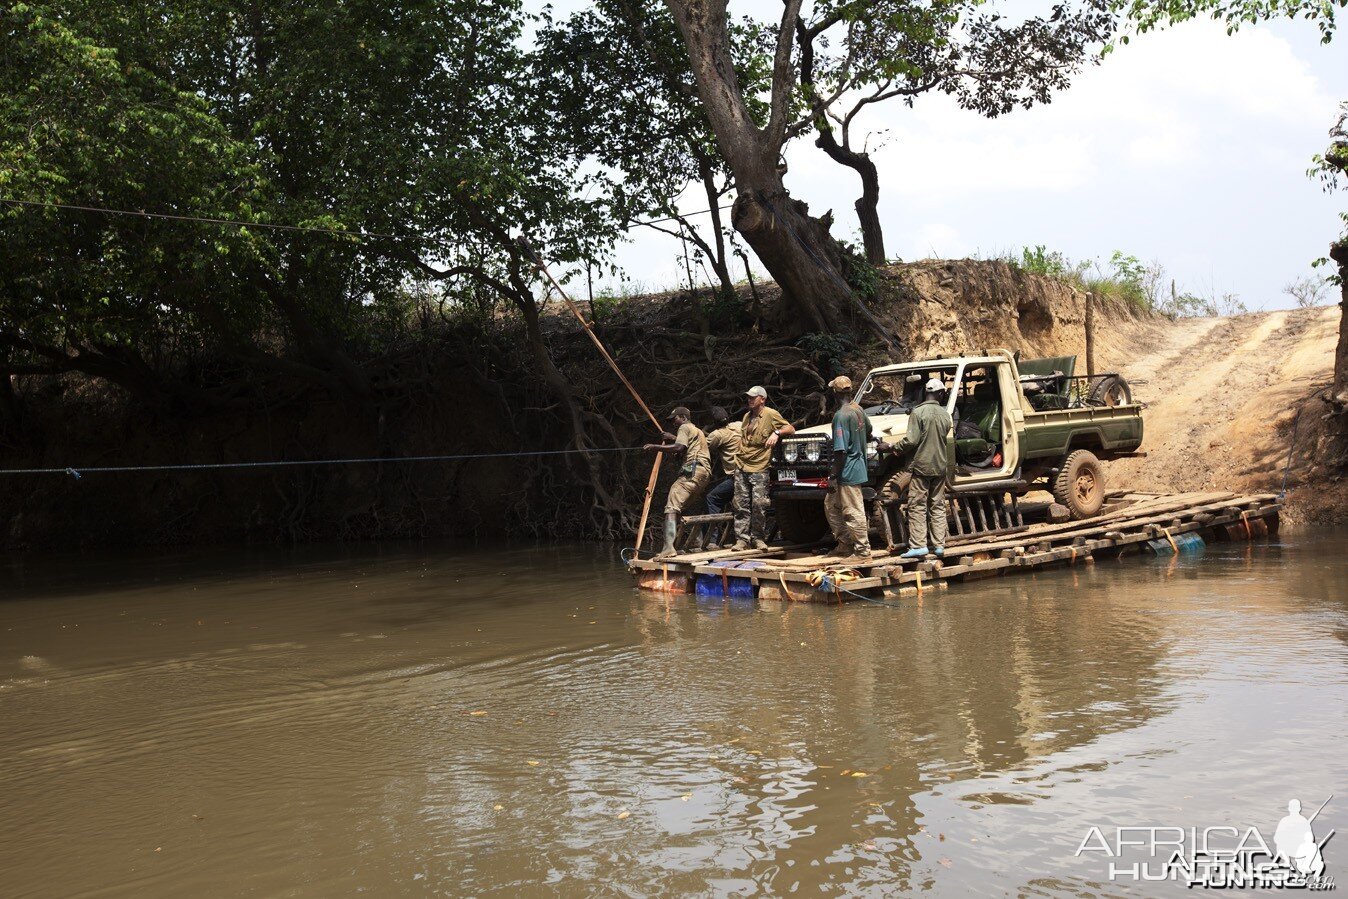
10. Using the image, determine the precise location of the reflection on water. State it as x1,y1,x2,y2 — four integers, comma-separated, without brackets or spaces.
2,534,1346,896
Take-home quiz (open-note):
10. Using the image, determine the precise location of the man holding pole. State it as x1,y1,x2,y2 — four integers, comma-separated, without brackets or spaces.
643,406,711,558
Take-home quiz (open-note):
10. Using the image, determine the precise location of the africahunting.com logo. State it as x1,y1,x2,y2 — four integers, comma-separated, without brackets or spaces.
1075,795,1335,889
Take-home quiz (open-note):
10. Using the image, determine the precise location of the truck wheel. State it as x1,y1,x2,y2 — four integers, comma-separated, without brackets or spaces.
1089,375,1132,407
1053,450,1105,519
868,469,912,535
774,496,829,544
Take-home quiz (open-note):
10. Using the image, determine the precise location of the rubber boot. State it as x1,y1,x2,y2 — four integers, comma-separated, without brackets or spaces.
900,547,929,560
656,514,678,559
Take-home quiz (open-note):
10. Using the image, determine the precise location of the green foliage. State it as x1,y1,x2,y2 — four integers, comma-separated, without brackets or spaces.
0,0,623,401
1003,245,1252,317
1016,245,1073,278
840,249,880,299
703,288,748,332
1121,0,1341,44
796,332,853,376
1310,102,1348,285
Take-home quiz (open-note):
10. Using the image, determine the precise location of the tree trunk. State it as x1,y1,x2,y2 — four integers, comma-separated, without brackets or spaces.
696,155,735,297
664,0,852,333
731,188,848,332
1331,243,1348,409
814,127,885,265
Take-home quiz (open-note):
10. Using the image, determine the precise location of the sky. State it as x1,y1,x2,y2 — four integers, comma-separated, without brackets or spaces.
541,1,1347,311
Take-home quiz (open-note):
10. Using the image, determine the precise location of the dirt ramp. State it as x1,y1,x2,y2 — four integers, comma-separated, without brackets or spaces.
1096,305,1344,525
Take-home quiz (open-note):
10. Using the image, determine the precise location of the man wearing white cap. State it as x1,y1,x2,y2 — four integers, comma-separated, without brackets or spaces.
732,386,794,550
879,377,953,559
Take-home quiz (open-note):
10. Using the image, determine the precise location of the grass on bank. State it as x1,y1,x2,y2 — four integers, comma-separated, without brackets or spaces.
998,245,1255,318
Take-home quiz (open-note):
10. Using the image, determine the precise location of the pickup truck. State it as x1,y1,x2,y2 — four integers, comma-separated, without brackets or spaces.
769,349,1145,543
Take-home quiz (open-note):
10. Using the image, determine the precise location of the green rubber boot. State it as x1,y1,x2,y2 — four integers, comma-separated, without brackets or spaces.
656,514,679,559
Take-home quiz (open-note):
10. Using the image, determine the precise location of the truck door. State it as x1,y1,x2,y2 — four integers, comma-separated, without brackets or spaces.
949,362,1018,481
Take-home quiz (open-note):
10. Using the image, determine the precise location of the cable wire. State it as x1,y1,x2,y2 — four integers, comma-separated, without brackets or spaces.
0,445,644,479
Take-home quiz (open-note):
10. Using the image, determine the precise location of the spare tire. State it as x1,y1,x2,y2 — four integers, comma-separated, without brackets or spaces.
868,468,912,540
1089,375,1132,407
1053,449,1105,520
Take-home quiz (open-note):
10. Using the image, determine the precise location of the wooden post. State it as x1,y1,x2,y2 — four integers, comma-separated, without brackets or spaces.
634,452,663,557
1084,290,1096,378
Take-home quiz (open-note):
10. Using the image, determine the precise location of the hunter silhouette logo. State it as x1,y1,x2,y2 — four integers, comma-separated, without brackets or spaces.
1075,795,1336,889
1274,797,1331,879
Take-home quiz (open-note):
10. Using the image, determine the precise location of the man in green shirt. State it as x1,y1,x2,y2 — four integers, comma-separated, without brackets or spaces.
825,375,872,558
701,406,743,550
879,377,953,559
732,386,794,551
642,406,711,558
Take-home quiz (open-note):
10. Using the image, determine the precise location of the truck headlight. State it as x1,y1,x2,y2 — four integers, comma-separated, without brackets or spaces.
804,441,822,463
783,443,799,463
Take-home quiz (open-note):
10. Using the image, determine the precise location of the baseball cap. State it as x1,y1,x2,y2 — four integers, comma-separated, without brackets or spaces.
745,386,768,399
925,377,945,392
827,375,853,391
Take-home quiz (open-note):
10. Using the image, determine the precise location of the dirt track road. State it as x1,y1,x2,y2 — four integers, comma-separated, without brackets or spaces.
1095,306,1340,508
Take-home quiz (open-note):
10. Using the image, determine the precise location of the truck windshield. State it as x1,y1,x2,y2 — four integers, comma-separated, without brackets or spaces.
857,366,957,415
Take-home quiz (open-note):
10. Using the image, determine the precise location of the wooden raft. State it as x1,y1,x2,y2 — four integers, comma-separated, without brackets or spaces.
628,491,1281,603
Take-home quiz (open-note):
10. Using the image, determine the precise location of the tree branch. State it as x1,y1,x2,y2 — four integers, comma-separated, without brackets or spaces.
767,0,806,147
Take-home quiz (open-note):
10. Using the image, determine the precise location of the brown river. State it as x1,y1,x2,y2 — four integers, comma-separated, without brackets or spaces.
2,533,1346,897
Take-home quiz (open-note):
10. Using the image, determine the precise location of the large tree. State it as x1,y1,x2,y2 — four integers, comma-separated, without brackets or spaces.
534,0,764,301
793,1,1115,265
659,0,1117,334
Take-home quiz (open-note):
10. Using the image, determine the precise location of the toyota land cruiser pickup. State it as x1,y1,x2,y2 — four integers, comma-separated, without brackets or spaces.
769,349,1144,543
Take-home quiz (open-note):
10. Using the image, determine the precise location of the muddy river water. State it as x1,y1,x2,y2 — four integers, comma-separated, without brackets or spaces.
2,533,1346,897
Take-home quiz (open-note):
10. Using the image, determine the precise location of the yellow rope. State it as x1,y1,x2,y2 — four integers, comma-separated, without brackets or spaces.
1241,509,1252,539
1162,527,1178,554
805,568,861,587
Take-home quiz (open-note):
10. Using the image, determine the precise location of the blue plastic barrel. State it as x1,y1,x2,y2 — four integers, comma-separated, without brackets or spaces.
1146,532,1206,555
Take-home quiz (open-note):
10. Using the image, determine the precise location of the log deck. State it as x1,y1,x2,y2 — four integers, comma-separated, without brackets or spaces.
628,491,1282,602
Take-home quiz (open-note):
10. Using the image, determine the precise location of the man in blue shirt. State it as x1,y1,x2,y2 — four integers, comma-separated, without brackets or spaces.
826,375,872,558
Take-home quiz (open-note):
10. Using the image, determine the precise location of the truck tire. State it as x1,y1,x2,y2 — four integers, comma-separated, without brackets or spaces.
1089,375,1132,407
1053,449,1105,519
868,469,912,535
774,495,829,544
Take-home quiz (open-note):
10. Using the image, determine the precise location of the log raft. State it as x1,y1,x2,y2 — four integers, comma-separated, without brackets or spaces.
627,491,1281,602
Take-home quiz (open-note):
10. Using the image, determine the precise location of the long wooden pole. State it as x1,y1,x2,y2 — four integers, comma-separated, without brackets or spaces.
517,240,666,556
634,452,663,556
519,240,663,432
